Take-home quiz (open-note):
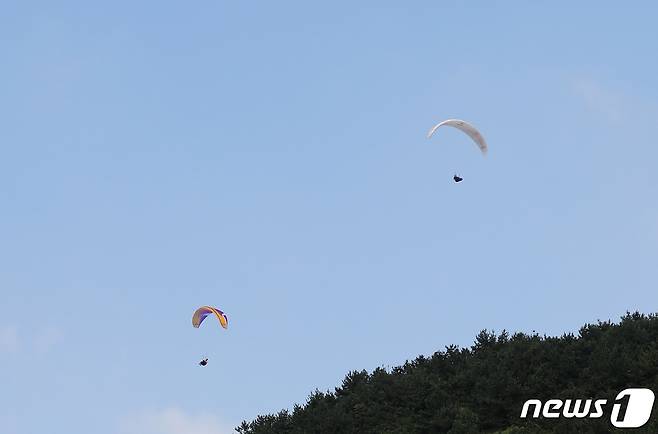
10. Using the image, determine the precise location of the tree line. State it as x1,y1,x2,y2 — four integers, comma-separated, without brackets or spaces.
237,312,658,433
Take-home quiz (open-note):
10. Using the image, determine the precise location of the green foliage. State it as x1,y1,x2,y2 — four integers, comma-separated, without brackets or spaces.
237,312,658,433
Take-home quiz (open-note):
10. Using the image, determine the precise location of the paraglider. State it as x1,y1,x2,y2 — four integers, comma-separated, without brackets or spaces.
192,306,228,366
427,119,488,182
192,306,228,329
427,119,488,154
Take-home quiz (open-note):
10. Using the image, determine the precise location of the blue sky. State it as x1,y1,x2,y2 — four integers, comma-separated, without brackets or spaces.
2,1,657,433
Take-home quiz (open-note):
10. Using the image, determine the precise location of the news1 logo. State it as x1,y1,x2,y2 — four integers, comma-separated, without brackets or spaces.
520,388,655,428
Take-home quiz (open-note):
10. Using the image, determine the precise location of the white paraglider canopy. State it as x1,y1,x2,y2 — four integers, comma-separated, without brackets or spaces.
427,119,488,155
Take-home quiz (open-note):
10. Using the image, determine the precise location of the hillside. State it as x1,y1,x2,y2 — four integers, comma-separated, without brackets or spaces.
237,312,658,433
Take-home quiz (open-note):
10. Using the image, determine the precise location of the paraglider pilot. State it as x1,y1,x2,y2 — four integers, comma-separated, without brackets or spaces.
199,358,208,366
453,174,463,183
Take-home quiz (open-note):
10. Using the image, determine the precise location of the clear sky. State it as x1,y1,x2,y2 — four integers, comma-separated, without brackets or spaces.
2,1,657,433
